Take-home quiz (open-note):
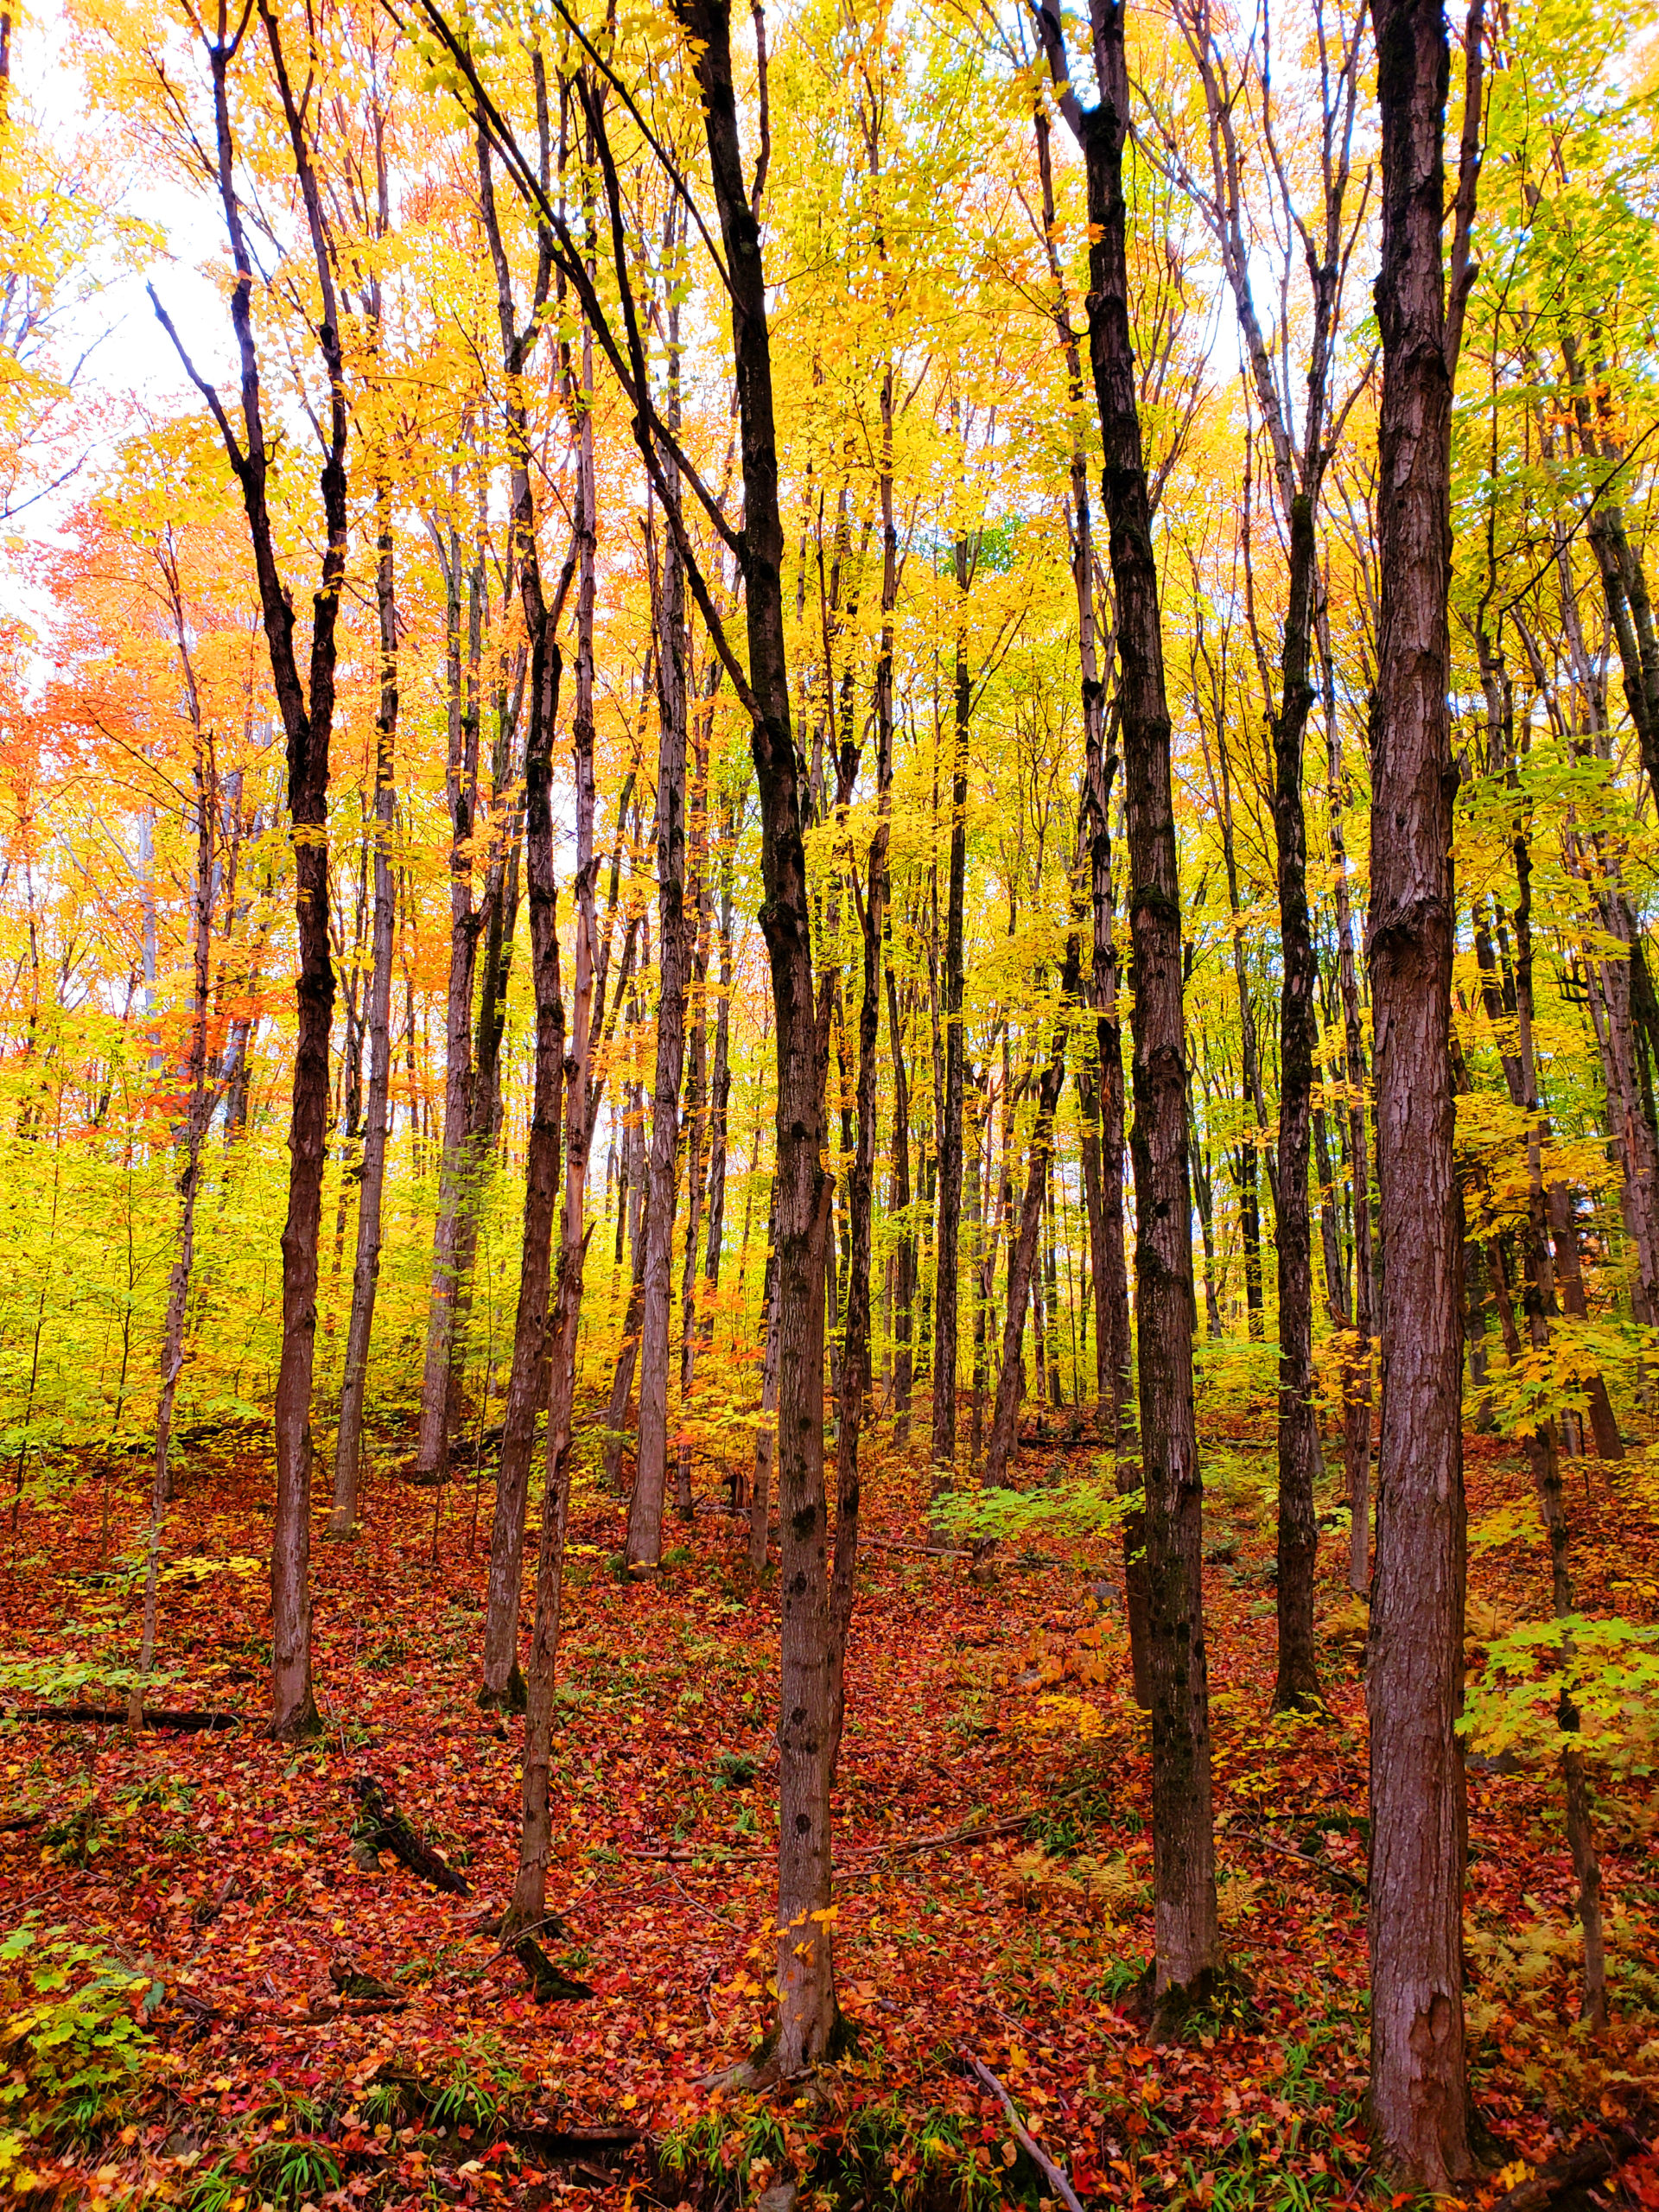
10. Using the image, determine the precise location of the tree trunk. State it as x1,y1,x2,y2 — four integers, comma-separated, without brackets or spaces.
330,479,398,1537
1363,0,1475,2177
626,480,690,1573
1033,0,1219,2011
130,709,216,1727
830,359,893,1761
510,299,601,1935
1324,617,1375,1594
985,954,1080,1485
886,967,914,1442
476,119,567,1713
931,531,970,1485
751,1201,779,1573
414,538,484,1481
1268,486,1323,1712
676,718,713,1521
677,0,838,2071
603,1087,649,1491
168,16,348,1742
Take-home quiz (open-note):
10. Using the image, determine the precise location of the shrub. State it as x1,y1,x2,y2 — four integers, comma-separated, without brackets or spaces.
0,1916,159,2155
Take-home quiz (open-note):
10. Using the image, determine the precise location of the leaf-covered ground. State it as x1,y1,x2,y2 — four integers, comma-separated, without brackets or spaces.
4,1414,1659,2211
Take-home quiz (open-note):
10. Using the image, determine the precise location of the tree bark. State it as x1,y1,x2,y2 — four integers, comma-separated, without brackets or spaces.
412,532,483,1483
130,682,216,1728
625,479,690,1572
510,284,601,1934
886,966,915,1443
751,1201,779,1573
675,0,839,2071
330,477,398,1537
1038,0,1217,2011
477,115,570,1713
985,950,1080,1486
1363,0,1475,2177
931,528,970,1484
159,8,349,1740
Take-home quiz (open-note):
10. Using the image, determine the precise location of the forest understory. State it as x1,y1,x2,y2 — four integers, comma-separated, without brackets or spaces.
6,1402,1659,2212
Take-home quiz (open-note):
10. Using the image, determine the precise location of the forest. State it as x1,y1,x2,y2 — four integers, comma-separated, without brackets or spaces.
2,0,1658,2202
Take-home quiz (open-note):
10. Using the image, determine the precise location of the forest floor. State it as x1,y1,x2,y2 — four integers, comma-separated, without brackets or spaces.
3,1395,1659,2212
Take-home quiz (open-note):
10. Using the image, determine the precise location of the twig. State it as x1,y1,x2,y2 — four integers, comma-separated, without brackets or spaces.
958,2049,1085,2212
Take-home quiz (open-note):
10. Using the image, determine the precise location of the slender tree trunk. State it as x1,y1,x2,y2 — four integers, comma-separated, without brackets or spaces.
415,538,484,1480
701,781,744,1327
511,299,601,1933
677,725,712,1521
1037,0,1219,2008
476,118,567,1713
603,1087,648,1490
130,715,216,1727
1480,1237,1607,2029
751,1210,779,1573
626,476,690,1573
1268,488,1323,1712
677,0,838,2069
1324,621,1375,1594
1363,0,1475,2175
331,480,398,1536
886,967,914,1442
985,955,1080,1485
168,16,348,1741
830,361,893,1758
931,528,970,1485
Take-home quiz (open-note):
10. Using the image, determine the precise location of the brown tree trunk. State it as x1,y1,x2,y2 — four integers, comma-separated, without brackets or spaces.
1324,617,1375,1594
931,528,970,1485
1038,0,1217,2011
331,475,398,1537
157,10,349,1740
985,951,1080,1485
886,967,915,1443
1363,0,1475,2177
477,117,569,1713
750,1201,779,1573
414,532,484,1483
676,0,839,2069
676,707,714,1521
130,696,217,1727
603,1088,649,1491
511,289,601,1935
1268,491,1323,1712
626,474,690,1572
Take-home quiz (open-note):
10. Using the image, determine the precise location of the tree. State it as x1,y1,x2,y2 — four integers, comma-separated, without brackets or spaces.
1035,0,1220,2018
1362,0,1482,2180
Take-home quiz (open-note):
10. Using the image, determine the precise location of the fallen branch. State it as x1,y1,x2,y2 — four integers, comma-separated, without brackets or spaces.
863,1534,1071,1569
958,2049,1085,2212
1240,1827,1367,1897
12,1706,240,1732
349,1777,471,1895
307,1994,410,2022
1489,2126,1647,2212
848,1814,1028,1862
626,1812,1031,1870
